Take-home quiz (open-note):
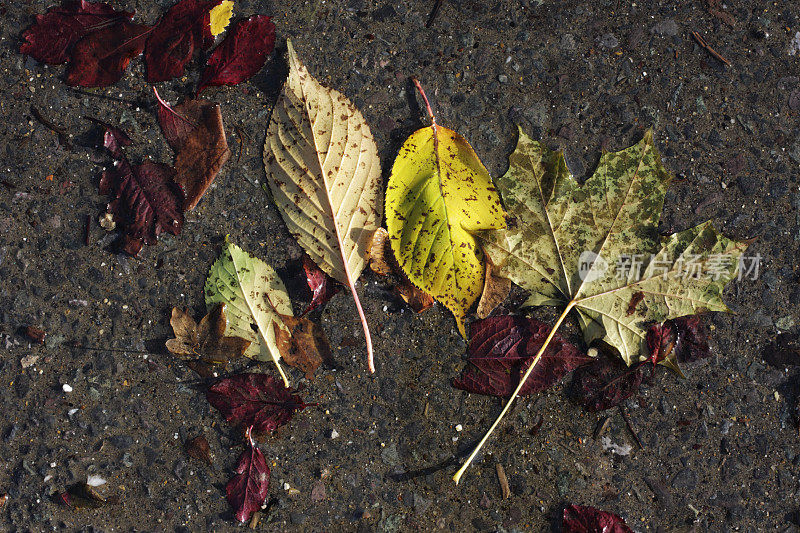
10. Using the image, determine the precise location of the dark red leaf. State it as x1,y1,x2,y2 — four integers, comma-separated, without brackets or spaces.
153,89,230,210
647,316,710,367
301,256,341,315
20,0,133,65
144,0,221,82
65,21,151,87
103,160,184,255
97,120,132,160
206,373,309,436
197,15,276,94
226,427,270,523
453,316,591,397
562,503,633,533
153,87,197,151
570,352,655,412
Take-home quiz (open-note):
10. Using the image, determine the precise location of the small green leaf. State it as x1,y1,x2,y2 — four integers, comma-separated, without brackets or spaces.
205,238,292,385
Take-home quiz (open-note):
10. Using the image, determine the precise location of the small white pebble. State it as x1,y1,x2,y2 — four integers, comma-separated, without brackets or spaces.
283,483,291,491
62,384,73,393
587,347,599,358
86,475,106,487
68,408,79,416
455,424,463,432
330,428,339,439
43,474,53,483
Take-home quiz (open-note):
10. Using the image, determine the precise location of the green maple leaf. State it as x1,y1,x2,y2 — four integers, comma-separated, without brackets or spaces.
481,127,749,366
454,128,749,484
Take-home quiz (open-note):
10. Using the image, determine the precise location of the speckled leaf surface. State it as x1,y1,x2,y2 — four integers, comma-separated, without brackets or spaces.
482,128,748,365
386,123,506,337
264,39,381,370
204,239,293,385
264,39,381,286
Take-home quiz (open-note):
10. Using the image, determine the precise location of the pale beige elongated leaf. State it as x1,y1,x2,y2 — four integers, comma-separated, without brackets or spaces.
205,239,293,386
481,127,749,364
264,40,382,372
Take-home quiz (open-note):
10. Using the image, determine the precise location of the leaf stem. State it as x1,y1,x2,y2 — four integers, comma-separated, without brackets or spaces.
152,87,197,129
452,300,577,484
411,78,436,126
350,281,375,373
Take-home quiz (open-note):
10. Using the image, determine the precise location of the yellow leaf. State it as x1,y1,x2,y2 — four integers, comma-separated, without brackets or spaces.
385,80,506,336
209,0,234,36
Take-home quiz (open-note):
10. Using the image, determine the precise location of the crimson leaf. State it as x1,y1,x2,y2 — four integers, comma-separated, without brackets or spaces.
98,124,184,256
97,120,132,159
301,255,341,316
226,427,270,523
153,87,197,152
65,21,151,87
569,352,655,412
197,15,276,94
647,316,710,367
144,0,221,82
562,503,633,533
453,316,591,397
206,373,309,436
20,0,133,65
101,160,184,255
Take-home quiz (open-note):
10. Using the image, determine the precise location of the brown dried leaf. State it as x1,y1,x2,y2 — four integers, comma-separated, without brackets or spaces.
166,304,250,367
395,282,435,314
476,256,511,319
273,315,333,380
154,91,230,211
23,325,46,345
185,435,213,466
368,227,434,313
368,227,394,277
58,483,119,509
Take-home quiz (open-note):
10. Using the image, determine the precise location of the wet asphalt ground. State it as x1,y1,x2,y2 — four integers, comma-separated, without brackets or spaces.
2,0,800,531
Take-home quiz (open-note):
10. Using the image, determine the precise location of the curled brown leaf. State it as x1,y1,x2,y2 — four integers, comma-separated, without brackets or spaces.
476,256,511,319
153,90,230,211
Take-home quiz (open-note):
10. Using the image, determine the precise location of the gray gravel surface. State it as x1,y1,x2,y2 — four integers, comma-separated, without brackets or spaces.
2,0,800,531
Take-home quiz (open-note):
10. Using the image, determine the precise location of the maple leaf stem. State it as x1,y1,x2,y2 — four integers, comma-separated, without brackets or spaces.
453,300,577,485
